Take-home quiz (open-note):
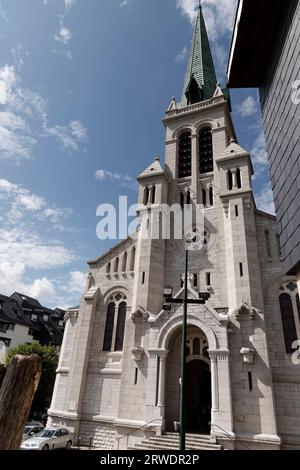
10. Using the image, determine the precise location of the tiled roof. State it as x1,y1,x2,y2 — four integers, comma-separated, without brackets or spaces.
181,6,217,107
0,292,65,346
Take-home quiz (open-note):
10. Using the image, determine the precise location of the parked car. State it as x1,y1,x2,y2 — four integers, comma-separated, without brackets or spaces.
20,427,73,450
22,423,44,441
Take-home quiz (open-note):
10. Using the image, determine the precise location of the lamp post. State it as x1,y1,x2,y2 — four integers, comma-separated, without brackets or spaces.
163,250,211,451
180,248,188,451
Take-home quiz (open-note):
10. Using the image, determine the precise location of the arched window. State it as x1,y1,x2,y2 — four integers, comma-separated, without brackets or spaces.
114,257,119,273
228,170,233,191
103,303,115,351
178,132,192,178
144,187,149,205
186,77,202,105
114,302,127,351
122,252,128,272
199,127,213,174
151,186,156,204
130,247,136,271
279,293,298,353
236,168,242,189
193,337,200,355
209,187,213,206
106,262,111,274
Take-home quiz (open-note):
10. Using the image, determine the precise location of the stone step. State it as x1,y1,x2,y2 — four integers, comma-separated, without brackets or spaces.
164,432,212,441
129,433,222,451
146,437,217,448
152,433,213,444
133,442,222,451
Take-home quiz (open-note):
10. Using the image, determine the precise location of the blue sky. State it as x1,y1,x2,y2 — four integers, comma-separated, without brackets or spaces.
0,0,274,308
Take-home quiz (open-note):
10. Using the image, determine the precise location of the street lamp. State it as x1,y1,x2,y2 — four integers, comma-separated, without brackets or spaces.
163,250,211,451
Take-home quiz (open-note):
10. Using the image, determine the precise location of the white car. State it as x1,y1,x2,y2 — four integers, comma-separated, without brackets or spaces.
23,423,44,441
20,427,73,450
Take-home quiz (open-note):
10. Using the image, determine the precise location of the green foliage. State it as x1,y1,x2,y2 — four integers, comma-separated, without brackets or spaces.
5,342,59,418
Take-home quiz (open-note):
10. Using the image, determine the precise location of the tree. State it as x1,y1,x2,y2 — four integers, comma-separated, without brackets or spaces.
5,342,59,419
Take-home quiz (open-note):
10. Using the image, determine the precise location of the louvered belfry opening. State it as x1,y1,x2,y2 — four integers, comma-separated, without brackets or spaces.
186,77,203,105
178,131,192,178
199,127,213,174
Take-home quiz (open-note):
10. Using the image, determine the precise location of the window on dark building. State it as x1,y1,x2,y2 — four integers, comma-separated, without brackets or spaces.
178,132,192,178
279,293,298,354
236,168,242,189
199,128,213,174
103,302,115,351
114,302,127,351
228,170,233,190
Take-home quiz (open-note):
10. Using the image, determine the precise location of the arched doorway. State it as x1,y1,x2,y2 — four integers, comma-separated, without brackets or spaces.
165,326,211,434
186,360,211,433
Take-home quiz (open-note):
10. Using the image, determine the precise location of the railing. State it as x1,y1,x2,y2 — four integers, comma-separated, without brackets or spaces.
116,419,161,450
210,423,251,450
165,96,224,118
76,435,93,450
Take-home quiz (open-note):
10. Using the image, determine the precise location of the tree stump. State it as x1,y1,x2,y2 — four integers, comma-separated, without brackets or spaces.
0,354,42,450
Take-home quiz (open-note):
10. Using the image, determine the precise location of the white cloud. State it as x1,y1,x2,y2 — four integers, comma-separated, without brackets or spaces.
0,262,54,304
0,228,74,272
0,178,73,225
52,0,76,58
120,0,133,7
236,96,259,118
177,0,238,74
0,64,88,161
54,21,72,46
177,0,237,38
66,271,86,294
0,1,8,23
176,46,188,63
65,0,76,10
255,182,275,215
251,131,268,166
95,169,137,190
176,0,198,24
46,120,88,152
11,43,29,71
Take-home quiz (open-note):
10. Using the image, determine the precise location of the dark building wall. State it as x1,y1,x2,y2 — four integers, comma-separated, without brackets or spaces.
260,0,300,274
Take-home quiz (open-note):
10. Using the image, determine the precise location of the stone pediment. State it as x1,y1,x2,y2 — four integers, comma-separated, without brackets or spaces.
149,286,228,329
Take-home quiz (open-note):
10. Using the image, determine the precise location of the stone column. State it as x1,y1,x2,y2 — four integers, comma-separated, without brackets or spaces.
232,169,237,188
145,349,160,423
209,354,219,415
209,350,234,437
157,351,168,411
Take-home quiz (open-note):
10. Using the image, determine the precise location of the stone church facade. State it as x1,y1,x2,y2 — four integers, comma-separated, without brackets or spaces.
48,7,300,450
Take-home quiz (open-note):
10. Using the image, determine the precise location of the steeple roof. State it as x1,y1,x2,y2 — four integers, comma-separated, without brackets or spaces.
181,5,217,107
137,157,165,180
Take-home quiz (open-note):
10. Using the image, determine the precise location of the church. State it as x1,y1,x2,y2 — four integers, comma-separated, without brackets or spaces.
48,6,300,450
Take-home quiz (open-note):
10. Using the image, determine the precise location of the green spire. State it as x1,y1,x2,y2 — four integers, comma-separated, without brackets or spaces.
181,6,217,107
